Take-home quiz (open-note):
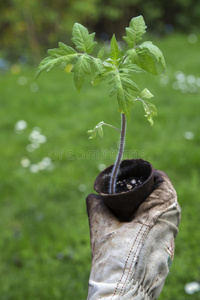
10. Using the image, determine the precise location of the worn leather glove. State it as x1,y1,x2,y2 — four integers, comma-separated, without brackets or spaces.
86,170,181,300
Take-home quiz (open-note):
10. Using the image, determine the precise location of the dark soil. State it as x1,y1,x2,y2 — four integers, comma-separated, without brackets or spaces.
115,176,144,193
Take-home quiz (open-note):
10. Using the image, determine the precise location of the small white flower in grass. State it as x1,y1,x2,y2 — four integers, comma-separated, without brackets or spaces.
78,184,87,192
15,120,27,132
196,78,200,87
42,157,51,166
29,128,47,146
29,130,40,142
31,142,40,149
32,127,41,132
30,164,40,173
46,164,54,171
41,157,54,170
184,282,200,295
38,134,47,144
189,86,198,93
26,144,35,152
38,161,46,170
180,87,189,94
187,75,196,84
188,33,198,44
184,131,194,140
175,71,185,81
98,163,106,172
17,76,28,86
21,157,31,168
174,71,200,94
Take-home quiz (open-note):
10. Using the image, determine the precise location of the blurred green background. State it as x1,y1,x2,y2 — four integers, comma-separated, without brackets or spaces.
0,1,200,299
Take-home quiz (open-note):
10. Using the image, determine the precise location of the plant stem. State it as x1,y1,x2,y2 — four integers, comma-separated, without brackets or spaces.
102,122,121,133
109,113,126,194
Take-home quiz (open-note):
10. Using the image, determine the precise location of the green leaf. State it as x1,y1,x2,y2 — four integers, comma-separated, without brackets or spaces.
92,65,115,86
47,42,76,57
71,23,97,54
109,87,117,97
114,73,139,92
142,100,157,125
35,42,78,79
98,125,104,137
87,129,96,139
97,47,105,59
116,86,132,121
110,72,138,120
110,34,123,62
140,88,154,99
123,15,147,47
127,42,166,75
92,58,103,73
139,41,166,74
120,62,145,74
71,55,91,92
87,122,104,139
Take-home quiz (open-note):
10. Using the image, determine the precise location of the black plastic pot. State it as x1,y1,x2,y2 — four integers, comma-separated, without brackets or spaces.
94,159,154,221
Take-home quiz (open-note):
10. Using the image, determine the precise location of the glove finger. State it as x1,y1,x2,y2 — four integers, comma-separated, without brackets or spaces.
153,169,174,191
86,193,114,221
86,194,121,248
133,169,180,227
151,170,177,206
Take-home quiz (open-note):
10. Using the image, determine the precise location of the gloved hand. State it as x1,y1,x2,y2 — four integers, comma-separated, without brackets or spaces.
86,170,181,300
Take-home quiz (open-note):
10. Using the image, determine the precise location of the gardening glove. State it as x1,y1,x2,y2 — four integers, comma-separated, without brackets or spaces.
86,170,181,300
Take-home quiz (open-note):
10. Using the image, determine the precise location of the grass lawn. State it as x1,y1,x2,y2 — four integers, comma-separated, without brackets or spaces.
0,33,200,299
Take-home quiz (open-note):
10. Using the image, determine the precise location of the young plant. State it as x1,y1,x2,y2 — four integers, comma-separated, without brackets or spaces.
36,15,165,194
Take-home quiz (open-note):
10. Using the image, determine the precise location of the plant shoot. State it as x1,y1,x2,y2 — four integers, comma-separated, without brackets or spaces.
36,16,165,194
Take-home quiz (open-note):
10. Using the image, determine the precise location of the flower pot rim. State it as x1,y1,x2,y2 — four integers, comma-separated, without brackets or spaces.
93,158,155,221
94,158,154,196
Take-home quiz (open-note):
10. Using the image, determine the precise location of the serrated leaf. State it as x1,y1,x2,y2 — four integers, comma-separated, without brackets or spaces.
140,88,154,99
109,71,139,91
120,63,145,74
118,73,139,92
127,48,154,74
59,42,76,53
111,72,136,120
92,58,103,73
35,42,78,79
103,58,115,67
139,41,166,74
109,87,117,97
71,23,97,54
71,55,91,92
97,47,105,59
92,65,115,86
128,41,166,75
108,77,115,85
123,15,147,47
117,87,132,121
110,34,123,62
92,73,105,86
47,42,76,57
142,100,157,125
